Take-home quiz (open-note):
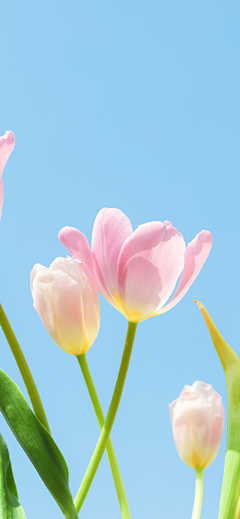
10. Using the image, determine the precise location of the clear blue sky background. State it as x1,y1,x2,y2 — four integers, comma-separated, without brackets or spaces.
0,1,239,518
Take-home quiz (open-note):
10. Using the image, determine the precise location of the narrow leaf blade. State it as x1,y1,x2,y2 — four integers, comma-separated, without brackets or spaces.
0,432,26,519
196,301,240,519
0,368,78,519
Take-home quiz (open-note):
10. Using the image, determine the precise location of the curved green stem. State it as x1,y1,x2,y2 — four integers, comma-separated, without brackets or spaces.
191,468,204,519
74,321,137,513
0,303,51,434
77,353,132,519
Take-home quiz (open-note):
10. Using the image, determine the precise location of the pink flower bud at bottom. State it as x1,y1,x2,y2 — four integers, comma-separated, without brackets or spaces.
169,381,224,469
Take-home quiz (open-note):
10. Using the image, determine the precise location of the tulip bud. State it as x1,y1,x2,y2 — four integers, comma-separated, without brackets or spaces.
31,257,100,355
169,381,224,469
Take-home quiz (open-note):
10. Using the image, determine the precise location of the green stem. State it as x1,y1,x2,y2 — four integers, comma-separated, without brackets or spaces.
77,353,132,519
0,303,51,434
191,468,204,519
74,321,138,513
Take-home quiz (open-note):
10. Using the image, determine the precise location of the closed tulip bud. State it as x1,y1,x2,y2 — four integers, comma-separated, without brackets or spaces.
31,257,100,355
169,381,224,469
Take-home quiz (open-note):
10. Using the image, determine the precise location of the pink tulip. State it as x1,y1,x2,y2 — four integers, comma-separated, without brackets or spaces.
169,381,224,469
0,131,15,219
31,257,100,355
59,208,212,323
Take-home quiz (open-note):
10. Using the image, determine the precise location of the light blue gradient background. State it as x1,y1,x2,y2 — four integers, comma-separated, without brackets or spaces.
0,1,239,517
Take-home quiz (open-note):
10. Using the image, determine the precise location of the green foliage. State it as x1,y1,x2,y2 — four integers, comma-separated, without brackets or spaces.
0,433,26,518
0,368,78,519
197,302,240,519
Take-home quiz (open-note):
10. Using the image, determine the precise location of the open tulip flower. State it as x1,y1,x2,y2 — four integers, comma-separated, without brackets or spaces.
0,131,15,219
59,208,212,323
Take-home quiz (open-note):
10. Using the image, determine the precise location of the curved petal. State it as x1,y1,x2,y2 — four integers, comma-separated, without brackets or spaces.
58,226,124,313
118,221,185,322
30,263,45,292
0,178,3,219
205,392,224,468
49,256,85,283
59,226,101,287
160,230,212,314
92,208,133,300
0,131,15,218
48,257,101,351
32,268,86,355
76,262,101,354
171,395,213,468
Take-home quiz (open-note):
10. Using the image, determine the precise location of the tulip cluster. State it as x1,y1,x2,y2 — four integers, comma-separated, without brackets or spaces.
0,135,232,519
30,207,217,517
29,207,217,517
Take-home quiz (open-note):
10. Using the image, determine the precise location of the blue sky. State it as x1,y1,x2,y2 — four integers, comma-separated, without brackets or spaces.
0,1,240,518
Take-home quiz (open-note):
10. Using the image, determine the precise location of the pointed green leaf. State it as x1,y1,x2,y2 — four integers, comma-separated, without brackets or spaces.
0,368,78,519
0,432,26,518
196,301,240,519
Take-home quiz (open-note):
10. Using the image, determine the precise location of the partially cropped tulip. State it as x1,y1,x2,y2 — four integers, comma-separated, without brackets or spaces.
169,381,224,469
31,257,100,355
0,131,15,219
59,208,212,323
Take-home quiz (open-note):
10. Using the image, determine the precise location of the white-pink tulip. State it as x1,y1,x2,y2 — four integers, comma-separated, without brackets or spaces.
31,257,100,355
0,131,15,219
169,381,224,469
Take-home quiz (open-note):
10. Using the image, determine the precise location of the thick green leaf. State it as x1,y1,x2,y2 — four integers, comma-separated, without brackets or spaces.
196,302,240,519
0,368,78,519
0,432,26,518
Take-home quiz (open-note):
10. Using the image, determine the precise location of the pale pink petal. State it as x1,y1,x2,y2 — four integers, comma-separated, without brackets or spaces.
117,222,185,322
49,256,83,281
76,262,101,352
59,226,123,313
160,230,212,314
0,131,15,218
48,257,101,345
59,226,100,285
92,208,133,302
0,131,15,175
32,268,61,347
171,396,213,468
30,263,45,292
205,392,224,467
0,179,3,219
32,269,84,354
